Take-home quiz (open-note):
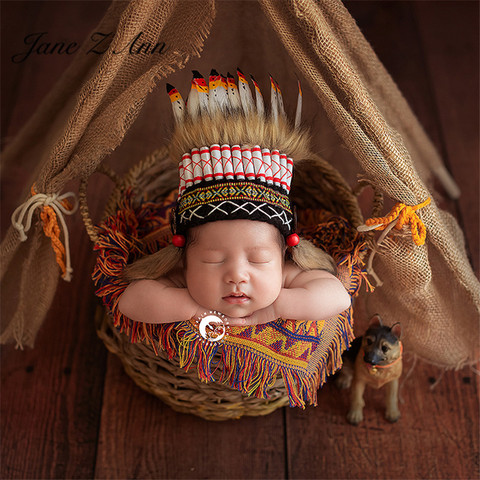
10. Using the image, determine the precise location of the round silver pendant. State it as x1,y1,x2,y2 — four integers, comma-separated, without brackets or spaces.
198,312,227,342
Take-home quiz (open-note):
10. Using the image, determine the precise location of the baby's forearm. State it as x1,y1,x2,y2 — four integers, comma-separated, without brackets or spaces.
274,278,351,321
118,280,201,324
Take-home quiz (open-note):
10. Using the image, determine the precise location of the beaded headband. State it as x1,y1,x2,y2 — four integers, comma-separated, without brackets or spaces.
167,69,302,247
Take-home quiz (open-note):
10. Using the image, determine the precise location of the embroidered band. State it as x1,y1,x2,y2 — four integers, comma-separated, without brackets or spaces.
175,180,293,236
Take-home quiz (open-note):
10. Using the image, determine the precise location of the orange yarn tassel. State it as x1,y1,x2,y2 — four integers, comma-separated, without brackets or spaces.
39,206,68,277
30,186,75,279
360,198,431,246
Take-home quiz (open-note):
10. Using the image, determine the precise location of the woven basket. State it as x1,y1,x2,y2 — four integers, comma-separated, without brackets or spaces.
80,147,379,421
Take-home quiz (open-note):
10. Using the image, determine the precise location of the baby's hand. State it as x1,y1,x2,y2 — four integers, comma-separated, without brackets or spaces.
227,304,279,327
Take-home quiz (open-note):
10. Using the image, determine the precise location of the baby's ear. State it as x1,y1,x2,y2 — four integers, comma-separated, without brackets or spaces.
368,314,383,328
391,322,402,339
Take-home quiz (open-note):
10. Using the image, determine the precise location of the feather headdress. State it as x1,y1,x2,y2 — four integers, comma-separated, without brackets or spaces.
167,69,310,243
169,69,308,160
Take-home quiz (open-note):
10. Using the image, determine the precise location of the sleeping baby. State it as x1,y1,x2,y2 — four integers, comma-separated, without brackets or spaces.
118,69,351,329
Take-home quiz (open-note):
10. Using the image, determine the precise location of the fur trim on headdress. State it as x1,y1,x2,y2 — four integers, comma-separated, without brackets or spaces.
169,113,312,165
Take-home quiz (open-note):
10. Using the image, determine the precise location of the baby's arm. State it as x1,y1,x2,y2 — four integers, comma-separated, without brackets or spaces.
274,269,351,321
118,277,204,324
229,268,351,326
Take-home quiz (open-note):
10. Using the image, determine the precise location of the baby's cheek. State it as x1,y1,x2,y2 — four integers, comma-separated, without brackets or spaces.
189,276,225,312
185,272,208,305
257,277,282,307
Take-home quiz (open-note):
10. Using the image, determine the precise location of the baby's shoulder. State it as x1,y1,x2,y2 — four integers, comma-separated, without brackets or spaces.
283,260,336,288
283,260,303,287
163,267,187,288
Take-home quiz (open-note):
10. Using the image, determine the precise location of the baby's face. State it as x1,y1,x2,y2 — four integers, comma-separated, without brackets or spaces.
185,219,284,318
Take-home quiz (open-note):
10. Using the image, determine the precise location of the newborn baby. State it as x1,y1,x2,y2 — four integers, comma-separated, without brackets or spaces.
119,69,351,328
118,219,351,327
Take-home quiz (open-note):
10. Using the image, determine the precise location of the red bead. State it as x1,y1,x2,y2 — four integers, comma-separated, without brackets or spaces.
286,233,300,247
172,234,186,248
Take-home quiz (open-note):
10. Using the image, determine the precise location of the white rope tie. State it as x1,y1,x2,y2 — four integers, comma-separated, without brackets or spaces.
11,191,79,282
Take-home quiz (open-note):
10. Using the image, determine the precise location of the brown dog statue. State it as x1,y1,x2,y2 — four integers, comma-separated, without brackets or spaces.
336,314,403,425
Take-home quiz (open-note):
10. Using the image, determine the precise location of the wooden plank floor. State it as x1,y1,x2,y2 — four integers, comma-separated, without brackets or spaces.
1,2,478,479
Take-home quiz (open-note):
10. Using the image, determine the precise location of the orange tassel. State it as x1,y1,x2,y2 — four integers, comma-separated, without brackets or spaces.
360,198,431,246
31,186,76,279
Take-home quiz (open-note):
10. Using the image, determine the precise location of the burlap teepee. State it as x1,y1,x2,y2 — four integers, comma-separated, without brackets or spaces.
2,0,478,370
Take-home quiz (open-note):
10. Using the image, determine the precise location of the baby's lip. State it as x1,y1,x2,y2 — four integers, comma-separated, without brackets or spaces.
224,291,249,298
222,292,250,304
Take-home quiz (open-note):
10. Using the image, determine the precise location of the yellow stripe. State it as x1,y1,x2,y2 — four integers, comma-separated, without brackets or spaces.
226,336,309,368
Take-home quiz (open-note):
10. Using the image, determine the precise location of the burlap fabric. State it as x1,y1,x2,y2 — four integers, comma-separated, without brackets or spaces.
1,0,478,370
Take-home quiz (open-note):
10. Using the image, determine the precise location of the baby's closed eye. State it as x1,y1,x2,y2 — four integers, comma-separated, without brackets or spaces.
247,246,277,265
248,255,273,264
201,254,225,264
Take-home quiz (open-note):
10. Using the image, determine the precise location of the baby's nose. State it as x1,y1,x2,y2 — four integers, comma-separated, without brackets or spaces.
224,262,249,284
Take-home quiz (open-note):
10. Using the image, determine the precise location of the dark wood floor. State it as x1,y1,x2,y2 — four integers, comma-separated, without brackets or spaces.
1,2,478,479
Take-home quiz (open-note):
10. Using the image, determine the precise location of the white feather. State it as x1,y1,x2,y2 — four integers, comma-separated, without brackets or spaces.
294,80,302,129
166,83,185,124
270,76,279,123
237,69,254,115
209,70,229,115
275,79,286,118
250,75,265,116
192,71,209,116
217,77,229,113
187,82,200,119
226,73,241,112
208,70,220,114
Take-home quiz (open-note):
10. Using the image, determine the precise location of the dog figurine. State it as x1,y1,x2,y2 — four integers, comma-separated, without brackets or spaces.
336,314,403,425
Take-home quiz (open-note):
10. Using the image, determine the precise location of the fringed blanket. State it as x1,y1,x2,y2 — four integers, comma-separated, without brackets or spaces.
93,190,370,407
